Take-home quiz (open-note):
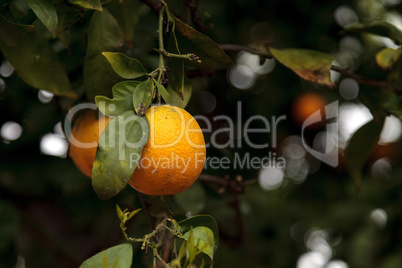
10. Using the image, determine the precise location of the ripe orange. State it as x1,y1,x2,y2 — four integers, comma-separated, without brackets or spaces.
129,105,206,196
68,110,111,177
68,105,206,196
291,92,326,128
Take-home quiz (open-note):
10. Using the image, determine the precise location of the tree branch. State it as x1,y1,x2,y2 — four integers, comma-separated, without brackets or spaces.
331,65,402,95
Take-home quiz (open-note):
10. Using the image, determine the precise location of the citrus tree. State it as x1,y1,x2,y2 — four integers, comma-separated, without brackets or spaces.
1,0,402,267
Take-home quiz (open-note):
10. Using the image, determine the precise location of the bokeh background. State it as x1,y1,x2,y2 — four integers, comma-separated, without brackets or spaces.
1,0,402,267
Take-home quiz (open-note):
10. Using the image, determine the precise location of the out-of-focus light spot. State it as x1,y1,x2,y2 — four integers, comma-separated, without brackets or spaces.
0,61,14,77
185,211,193,218
334,6,359,28
370,208,388,229
258,165,284,191
371,158,392,179
38,90,54,103
383,0,402,7
281,136,310,183
334,52,359,71
326,260,348,268
198,91,217,113
286,159,309,183
339,78,359,100
313,131,337,154
0,78,5,93
339,36,363,56
1,121,23,142
237,51,275,75
305,229,329,251
40,133,68,158
338,103,373,148
228,65,256,89
297,252,327,268
15,255,26,268
379,115,402,144
54,122,65,137
283,142,305,160
304,229,332,265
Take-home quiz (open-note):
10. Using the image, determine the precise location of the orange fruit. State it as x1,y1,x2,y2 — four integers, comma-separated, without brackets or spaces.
69,105,206,196
129,105,206,196
291,92,326,128
68,110,111,177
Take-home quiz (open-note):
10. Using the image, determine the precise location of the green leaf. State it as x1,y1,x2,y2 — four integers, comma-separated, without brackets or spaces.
376,47,402,71
79,243,132,268
0,20,76,97
26,0,58,37
175,182,206,215
95,81,140,117
102,52,147,79
152,79,171,103
0,15,35,47
182,226,215,260
345,20,402,45
106,0,141,42
84,9,123,102
67,0,102,11
133,79,154,116
116,204,124,221
167,75,192,108
92,110,149,200
127,208,141,220
270,47,335,87
172,15,233,70
345,119,384,191
179,215,219,252
167,22,184,99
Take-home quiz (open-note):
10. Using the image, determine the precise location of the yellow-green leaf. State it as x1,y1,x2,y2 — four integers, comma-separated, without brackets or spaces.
270,47,335,88
102,52,147,79
376,47,402,71
79,244,132,268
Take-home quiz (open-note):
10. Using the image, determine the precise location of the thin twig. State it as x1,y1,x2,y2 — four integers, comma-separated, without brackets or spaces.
140,0,161,14
184,0,213,32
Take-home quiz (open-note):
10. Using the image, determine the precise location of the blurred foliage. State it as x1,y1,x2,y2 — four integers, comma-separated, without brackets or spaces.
1,0,402,267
